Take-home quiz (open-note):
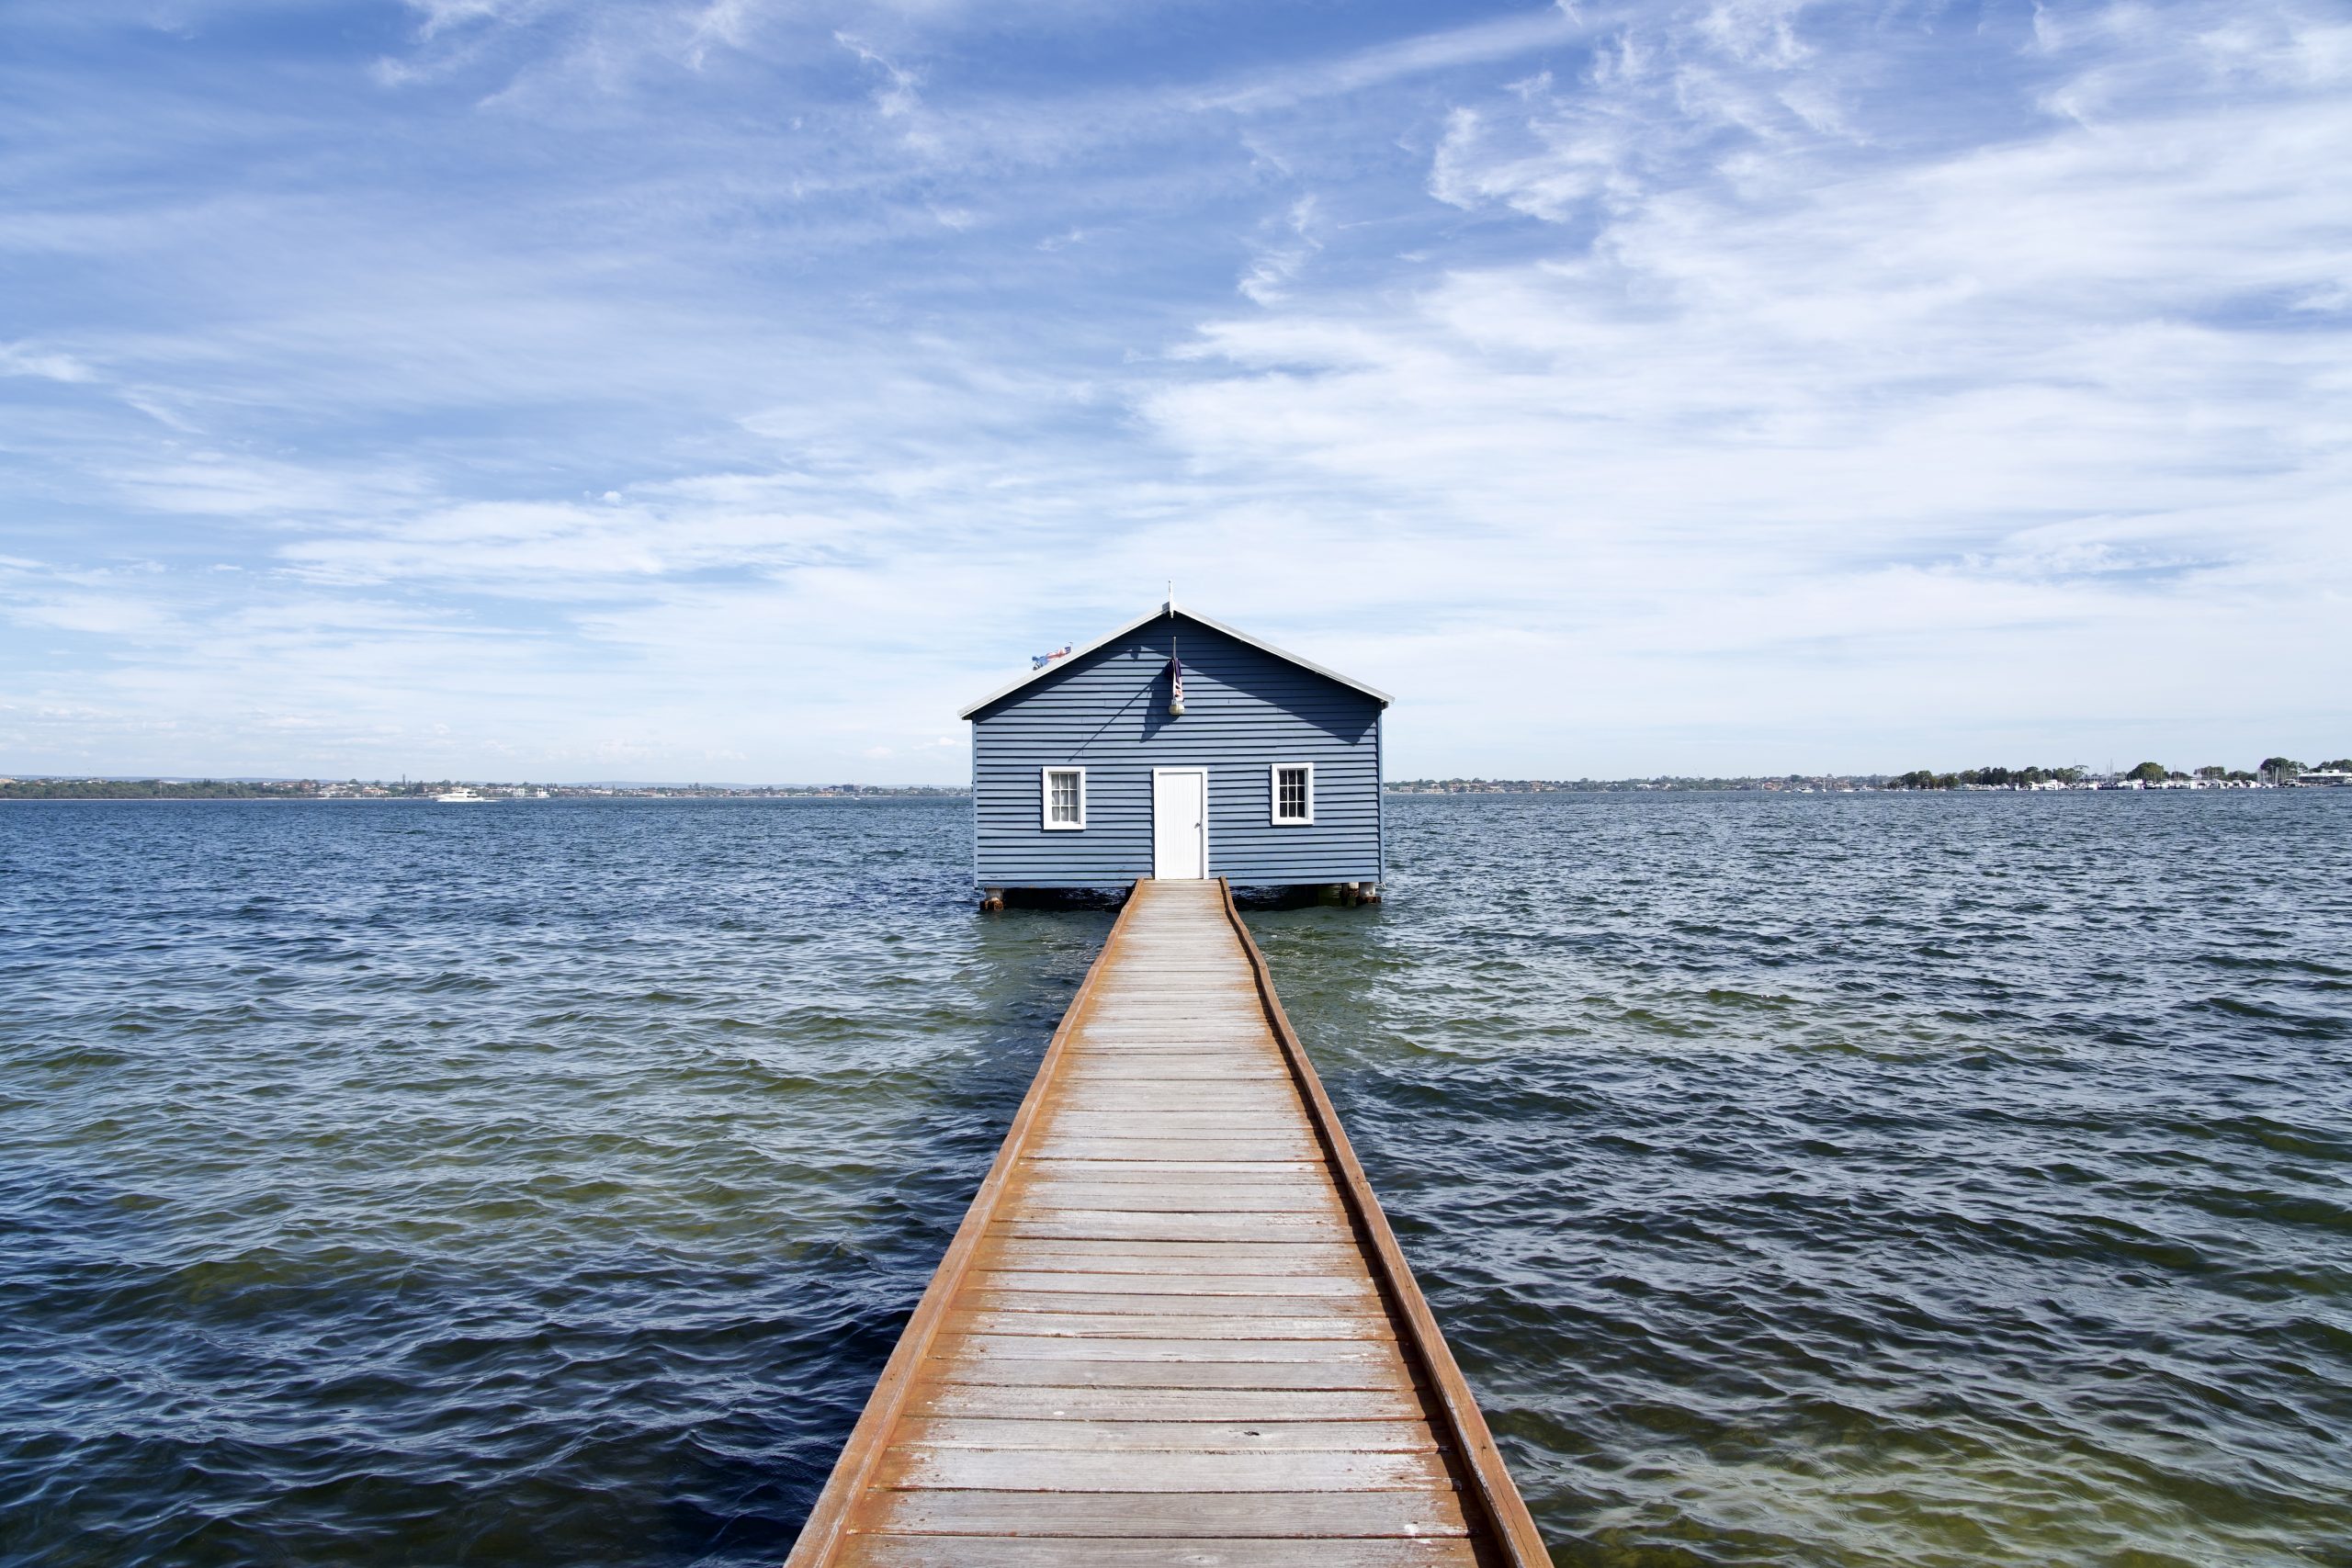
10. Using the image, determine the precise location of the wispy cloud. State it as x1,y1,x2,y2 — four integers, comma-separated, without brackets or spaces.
0,344,96,383
1200,5,1595,113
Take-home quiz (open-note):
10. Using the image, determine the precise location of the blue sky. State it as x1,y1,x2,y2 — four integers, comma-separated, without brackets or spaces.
2,0,2345,782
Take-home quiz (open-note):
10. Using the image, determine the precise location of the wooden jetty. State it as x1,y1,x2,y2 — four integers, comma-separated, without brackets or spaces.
786,877,1546,1567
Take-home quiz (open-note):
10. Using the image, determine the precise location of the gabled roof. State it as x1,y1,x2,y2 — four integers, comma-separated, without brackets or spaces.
957,601,1393,719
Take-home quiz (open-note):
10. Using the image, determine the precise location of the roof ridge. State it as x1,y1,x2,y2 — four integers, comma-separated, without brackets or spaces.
956,604,1392,718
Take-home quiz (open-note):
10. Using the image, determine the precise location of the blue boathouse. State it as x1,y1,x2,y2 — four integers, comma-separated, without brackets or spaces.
961,602,1390,903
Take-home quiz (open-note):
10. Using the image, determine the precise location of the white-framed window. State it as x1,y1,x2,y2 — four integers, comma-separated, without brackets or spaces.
1270,762,1314,825
1041,767,1087,830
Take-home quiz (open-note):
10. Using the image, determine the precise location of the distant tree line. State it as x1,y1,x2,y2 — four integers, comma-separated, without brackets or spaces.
1888,765,2090,789
1887,757,2348,789
0,778,317,799
0,776,975,800
2259,757,2352,781
1385,776,1815,793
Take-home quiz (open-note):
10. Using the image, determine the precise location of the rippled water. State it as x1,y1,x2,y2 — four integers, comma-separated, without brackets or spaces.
2,794,2346,1566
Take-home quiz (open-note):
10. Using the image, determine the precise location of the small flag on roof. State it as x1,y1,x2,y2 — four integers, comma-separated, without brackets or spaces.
1031,645,1071,671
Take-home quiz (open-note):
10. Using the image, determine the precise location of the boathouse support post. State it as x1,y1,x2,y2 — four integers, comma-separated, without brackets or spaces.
978,886,1005,912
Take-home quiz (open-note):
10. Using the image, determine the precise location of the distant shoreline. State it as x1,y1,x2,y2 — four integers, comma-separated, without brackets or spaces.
0,782,969,802
1389,761,2345,793
0,793,969,802
6,761,2345,802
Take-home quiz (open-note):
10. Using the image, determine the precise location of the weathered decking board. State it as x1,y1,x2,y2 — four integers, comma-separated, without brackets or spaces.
786,878,1545,1567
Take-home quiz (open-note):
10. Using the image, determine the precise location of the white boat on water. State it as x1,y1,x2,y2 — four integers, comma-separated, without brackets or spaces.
433,786,495,803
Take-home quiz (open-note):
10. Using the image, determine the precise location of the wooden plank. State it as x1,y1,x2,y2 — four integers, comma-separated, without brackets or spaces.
978,1239,1367,1272
1038,1096,1289,1111
1063,1049,1266,1058
1062,1048,1267,1060
1069,1040,1269,1049
1048,1090,1289,1105
864,1489,1471,1539
896,1417,1439,1451
839,1536,1481,1567
1072,1048,1298,1062
1052,1081,1305,1100
1016,1159,1327,1178
1082,987,1261,997
940,1334,1394,1364
1067,1033,1275,1046
1021,1155,1324,1174
874,1445,1454,1494
1040,1111,1306,1126
1046,1102,1310,1121
1031,1128,1317,1145
1073,1033,1270,1043
1000,1206,1348,1229
1040,1082,1299,1101
1089,975,1258,983
1063,1037,1272,1050
903,1383,1424,1422
1058,1072,1298,1086
1014,1172,1339,1191
945,1309,1394,1341
1012,1188,1340,1213
970,1270,1379,1300
1079,1012,1263,1021
1063,1053,1288,1066
1064,1053,1276,1063
964,1288,1383,1317
1028,1139,1322,1163
1068,1011,1266,1021
1039,1109,1307,1123
1045,1102,1312,1121
932,1359,1416,1392
1015,1176,1331,1196
1042,1113,1307,1133
1001,1203,1329,1225
1033,1130,1317,1151
995,1215,1349,1243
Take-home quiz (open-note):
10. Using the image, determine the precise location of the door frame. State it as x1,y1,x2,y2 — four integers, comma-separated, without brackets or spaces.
1150,767,1210,880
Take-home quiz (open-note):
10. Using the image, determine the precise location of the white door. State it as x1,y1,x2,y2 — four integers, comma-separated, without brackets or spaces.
1152,769,1208,879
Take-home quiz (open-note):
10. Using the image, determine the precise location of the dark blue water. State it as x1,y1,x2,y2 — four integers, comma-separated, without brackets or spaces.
2,794,2346,1566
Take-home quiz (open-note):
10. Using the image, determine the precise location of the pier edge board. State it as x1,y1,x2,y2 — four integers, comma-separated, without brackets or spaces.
1213,876,1551,1566
780,881,1149,1568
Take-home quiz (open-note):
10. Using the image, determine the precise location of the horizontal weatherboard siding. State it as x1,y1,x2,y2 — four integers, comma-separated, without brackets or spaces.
970,614,1385,887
